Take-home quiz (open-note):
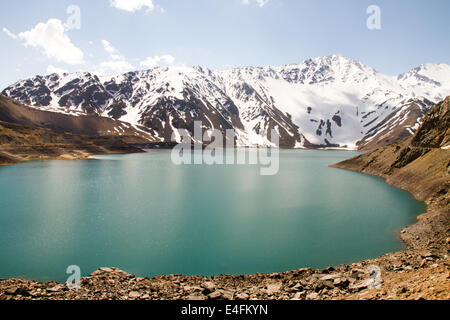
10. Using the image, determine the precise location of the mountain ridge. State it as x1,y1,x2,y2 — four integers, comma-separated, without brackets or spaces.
3,55,450,150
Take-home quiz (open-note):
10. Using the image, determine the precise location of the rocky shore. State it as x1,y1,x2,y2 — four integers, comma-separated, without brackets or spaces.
0,98,448,301
0,248,448,301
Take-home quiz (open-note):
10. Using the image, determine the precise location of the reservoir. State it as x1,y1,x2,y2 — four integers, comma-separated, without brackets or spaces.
0,150,425,282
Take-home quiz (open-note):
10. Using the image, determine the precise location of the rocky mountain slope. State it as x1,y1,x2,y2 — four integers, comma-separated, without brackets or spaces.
333,96,449,209
0,94,147,165
0,120,143,165
0,94,155,142
3,55,449,149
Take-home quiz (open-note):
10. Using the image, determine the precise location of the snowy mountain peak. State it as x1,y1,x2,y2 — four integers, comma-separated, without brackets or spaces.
398,63,450,85
397,63,450,102
275,54,379,86
3,56,450,150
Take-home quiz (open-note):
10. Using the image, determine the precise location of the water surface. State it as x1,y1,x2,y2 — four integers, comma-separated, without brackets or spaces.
0,150,425,282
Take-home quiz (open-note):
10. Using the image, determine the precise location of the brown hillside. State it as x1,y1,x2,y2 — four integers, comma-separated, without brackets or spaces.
0,94,156,142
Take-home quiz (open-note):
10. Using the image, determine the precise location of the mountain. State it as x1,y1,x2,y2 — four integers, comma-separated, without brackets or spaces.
3,55,450,149
333,95,449,232
0,94,148,165
0,119,144,165
0,94,154,143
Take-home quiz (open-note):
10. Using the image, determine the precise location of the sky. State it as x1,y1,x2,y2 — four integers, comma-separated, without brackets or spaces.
0,0,449,89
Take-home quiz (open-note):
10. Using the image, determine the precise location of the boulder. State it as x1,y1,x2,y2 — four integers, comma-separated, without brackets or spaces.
306,292,320,300
202,281,216,294
319,274,341,281
128,291,141,299
291,291,306,300
235,292,249,300
266,283,282,295
349,281,369,292
208,291,223,300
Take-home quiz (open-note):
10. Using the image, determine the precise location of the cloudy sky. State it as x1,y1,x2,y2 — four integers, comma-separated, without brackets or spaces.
1,0,449,89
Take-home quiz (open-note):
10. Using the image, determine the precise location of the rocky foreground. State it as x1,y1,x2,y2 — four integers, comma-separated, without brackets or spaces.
0,250,448,301
1,98,449,301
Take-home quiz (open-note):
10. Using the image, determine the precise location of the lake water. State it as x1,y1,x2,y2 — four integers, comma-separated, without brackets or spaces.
0,150,425,282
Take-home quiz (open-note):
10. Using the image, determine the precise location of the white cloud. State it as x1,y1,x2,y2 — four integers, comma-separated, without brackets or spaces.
110,0,155,13
47,65,69,75
96,39,135,75
2,27,17,39
101,40,122,60
242,0,270,7
101,40,116,54
15,19,84,65
96,60,135,75
140,55,175,68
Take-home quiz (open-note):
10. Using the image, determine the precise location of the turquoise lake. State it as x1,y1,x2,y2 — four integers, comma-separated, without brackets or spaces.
0,150,425,282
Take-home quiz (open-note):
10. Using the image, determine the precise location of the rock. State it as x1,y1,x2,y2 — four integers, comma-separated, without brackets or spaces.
393,265,403,271
294,268,311,275
396,287,407,295
47,284,64,293
11,286,31,296
306,292,320,300
235,293,249,300
289,283,303,292
349,269,365,280
421,252,439,259
128,291,141,299
349,281,368,292
5,287,19,295
266,283,282,295
208,291,223,300
314,280,334,291
323,267,335,274
186,294,207,301
319,274,341,281
222,290,235,300
99,267,115,273
183,285,203,293
333,277,350,288
202,281,216,294
291,291,306,300
420,258,434,267
446,237,450,244
404,266,414,271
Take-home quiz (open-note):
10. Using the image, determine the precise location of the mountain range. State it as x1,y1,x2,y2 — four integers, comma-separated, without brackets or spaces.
2,54,450,149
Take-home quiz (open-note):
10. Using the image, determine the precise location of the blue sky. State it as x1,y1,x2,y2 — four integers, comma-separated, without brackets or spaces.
1,0,449,89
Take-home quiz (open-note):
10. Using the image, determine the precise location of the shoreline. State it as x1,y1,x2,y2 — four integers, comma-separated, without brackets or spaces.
0,142,146,167
0,146,448,300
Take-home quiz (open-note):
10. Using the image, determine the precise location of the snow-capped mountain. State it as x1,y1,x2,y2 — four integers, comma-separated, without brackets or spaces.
3,54,450,149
